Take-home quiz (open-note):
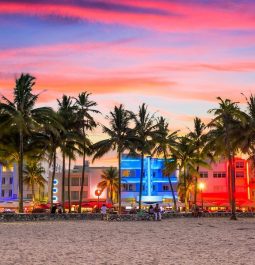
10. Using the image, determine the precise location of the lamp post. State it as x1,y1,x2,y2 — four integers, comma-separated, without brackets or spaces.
95,189,101,211
199,183,205,210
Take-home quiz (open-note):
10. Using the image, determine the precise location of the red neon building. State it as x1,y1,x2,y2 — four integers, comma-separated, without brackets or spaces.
195,157,255,209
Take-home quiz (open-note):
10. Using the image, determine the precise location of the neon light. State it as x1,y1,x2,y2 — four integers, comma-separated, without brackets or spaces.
147,156,151,196
247,162,250,200
53,179,58,185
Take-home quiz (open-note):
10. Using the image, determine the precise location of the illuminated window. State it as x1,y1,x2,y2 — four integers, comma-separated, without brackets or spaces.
2,166,7,172
236,171,244,178
122,170,130,177
236,162,244,169
213,172,226,178
200,172,208,178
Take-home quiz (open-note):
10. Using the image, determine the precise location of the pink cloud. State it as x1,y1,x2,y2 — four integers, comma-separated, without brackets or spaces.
0,1,255,32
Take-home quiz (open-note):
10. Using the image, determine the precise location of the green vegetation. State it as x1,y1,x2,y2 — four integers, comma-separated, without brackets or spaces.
0,73,255,219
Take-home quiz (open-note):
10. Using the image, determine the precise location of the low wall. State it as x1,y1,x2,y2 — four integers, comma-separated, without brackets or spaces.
0,212,254,222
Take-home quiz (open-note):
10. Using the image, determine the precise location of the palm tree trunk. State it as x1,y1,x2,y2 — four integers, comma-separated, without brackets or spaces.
110,184,113,203
18,130,24,213
38,185,41,202
230,156,237,220
139,152,144,211
184,165,189,212
32,181,35,208
78,145,86,213
118,151,122,214
164,155,177,211
168,176,177,211
50,150,56,210
194,165,199,205
68,156,71,213
62,152,66,213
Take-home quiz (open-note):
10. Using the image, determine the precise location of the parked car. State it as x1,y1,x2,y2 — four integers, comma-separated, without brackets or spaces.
32,208,48,213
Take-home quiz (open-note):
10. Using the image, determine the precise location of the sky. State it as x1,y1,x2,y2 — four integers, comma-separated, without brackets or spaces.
0,0,255,166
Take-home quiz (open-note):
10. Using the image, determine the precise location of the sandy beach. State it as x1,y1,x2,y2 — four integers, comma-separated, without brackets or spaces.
1,218,255,265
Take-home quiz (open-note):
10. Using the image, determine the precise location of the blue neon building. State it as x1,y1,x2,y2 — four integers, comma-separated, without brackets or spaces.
121,155,178,204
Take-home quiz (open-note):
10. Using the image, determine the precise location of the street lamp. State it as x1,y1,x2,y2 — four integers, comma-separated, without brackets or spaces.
198,182,205,210
95,189,102,211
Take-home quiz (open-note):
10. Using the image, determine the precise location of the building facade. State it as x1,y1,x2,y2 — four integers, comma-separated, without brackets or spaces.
51,163,111,206
196,157,255,209
121,155,178,205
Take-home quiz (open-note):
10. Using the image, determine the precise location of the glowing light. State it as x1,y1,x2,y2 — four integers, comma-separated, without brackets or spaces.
53,188,58,193
246,162,250,200
199,182,205,191
53,179,58,185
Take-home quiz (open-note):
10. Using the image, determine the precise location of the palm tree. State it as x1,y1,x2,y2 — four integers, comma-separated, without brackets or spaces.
23,160,46,203
75,92,100,213
97,167,119,203
208,97,246,220
57,95,80,213
92,105,134,214
173,136,197,211
153,116,178,211
188,117,207,205
240,94,255,170
132,103,159,210
0,73,56,212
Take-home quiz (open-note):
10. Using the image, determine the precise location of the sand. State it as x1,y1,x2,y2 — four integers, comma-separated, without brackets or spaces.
0,218,255,265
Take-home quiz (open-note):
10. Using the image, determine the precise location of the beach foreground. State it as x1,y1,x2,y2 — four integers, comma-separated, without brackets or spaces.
1,218,255,265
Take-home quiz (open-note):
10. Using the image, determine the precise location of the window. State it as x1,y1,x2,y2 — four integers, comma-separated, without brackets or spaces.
9,177,13,185
53,179,58,185
236,161,244,169
53,187,58,193
27,194,33,199
71,191,79,200
213,172,226,178
2,166,7,172
83,191,88,198
1,190,4,197
129,184,134,191
213,186,225,192
236,171,244,178
2,177,5,185
163,185,169,191
122,170,130,177
153,185,156,191
71,178,80,186
200,172,208,178
84,177,88,186
9,190,12,197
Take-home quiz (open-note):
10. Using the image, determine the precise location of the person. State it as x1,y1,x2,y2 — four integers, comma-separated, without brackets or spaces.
51,205,57,214
154,203,162,221
101,204,107,220
57,206,62,214
148,205,154,215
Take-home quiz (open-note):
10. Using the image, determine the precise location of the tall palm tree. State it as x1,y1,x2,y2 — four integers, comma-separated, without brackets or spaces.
208,97,246,220
153,116,178,211
75,92,100,213
97,167,119,203
132,103,159,210
188,117,207,205
57,95,73,212
92,105,134,214
0,73,56,212
23,160,46,203
173,136,197,211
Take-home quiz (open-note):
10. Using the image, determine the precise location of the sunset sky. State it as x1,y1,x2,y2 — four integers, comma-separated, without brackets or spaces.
0,0,255,165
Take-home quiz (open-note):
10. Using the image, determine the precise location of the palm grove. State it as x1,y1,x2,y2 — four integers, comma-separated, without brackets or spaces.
0,74,255,219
